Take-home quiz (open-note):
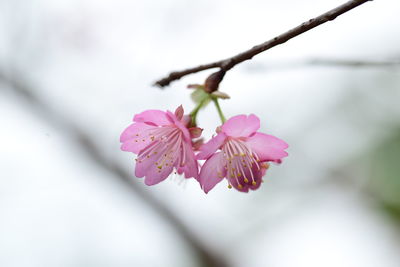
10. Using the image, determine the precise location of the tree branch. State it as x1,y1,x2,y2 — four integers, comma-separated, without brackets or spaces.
307,58,400,67
244,58,400,72
154,0,372,88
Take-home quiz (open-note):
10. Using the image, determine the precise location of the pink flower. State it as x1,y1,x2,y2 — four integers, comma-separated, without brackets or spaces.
120,106,200,185
197,114,288,193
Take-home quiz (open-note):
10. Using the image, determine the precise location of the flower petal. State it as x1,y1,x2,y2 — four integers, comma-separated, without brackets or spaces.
180,141,199,179
228,163,263,192
198,152,226,193
246,132,288,161
221,114,260,137
120,122,154,143
143,164,174,185
134,143,174,185
197,133,227,160
133,110,171,126
166,110,191,142
120,123,156,153
174,105,184,121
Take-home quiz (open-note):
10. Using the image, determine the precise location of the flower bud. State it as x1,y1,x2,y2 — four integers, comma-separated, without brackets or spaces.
204,70,225,93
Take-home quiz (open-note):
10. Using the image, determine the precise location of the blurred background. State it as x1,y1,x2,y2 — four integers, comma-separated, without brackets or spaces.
1,0,400,266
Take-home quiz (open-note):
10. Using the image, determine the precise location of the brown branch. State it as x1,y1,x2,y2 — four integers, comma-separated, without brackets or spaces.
0,70,229,267
308,58,400,67
154,0,372,88
244,58,400,72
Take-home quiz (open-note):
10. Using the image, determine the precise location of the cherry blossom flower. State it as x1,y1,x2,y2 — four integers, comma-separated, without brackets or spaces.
197,114,288,193
120,106,200,185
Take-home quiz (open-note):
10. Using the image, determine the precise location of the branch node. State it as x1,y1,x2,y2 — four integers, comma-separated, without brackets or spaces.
204,70,226,93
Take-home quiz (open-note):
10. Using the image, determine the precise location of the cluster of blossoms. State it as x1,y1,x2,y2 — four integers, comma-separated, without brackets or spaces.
120,106,288,193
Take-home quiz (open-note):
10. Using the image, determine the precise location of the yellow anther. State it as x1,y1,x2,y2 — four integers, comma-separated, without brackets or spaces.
228,184,232,189
157,165,162,169
153,151,158,154
240,153,245,157
244,178,249,183
252,181,257,186
238,184,243,189
260,162,270,170
237,173,242,177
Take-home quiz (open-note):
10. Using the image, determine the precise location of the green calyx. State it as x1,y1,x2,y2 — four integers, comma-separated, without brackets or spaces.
189,86,229,126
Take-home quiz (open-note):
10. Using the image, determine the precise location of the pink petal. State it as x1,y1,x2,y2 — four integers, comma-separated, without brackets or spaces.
166,110,179,125
133,110,171,126
228,164,263,192
248,166,264,191
163,110,192,143
120,122,154,142
144,163,173,185
221,114,260,137
174,105,184,121
135,145,175,185
245,132,288,161
196,133,227,160
134,147,160,178
144,164,174,186
120,123,156,154
198,152,226,193
180,141,199,179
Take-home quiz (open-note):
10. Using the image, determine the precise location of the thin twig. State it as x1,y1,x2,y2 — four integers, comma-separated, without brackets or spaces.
0,70,229,267
308,58,400,67
245,58,400,72
154,0,372,87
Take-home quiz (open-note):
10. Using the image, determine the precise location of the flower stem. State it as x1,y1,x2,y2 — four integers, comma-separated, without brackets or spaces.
212,98,226,124
190,98,207,127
